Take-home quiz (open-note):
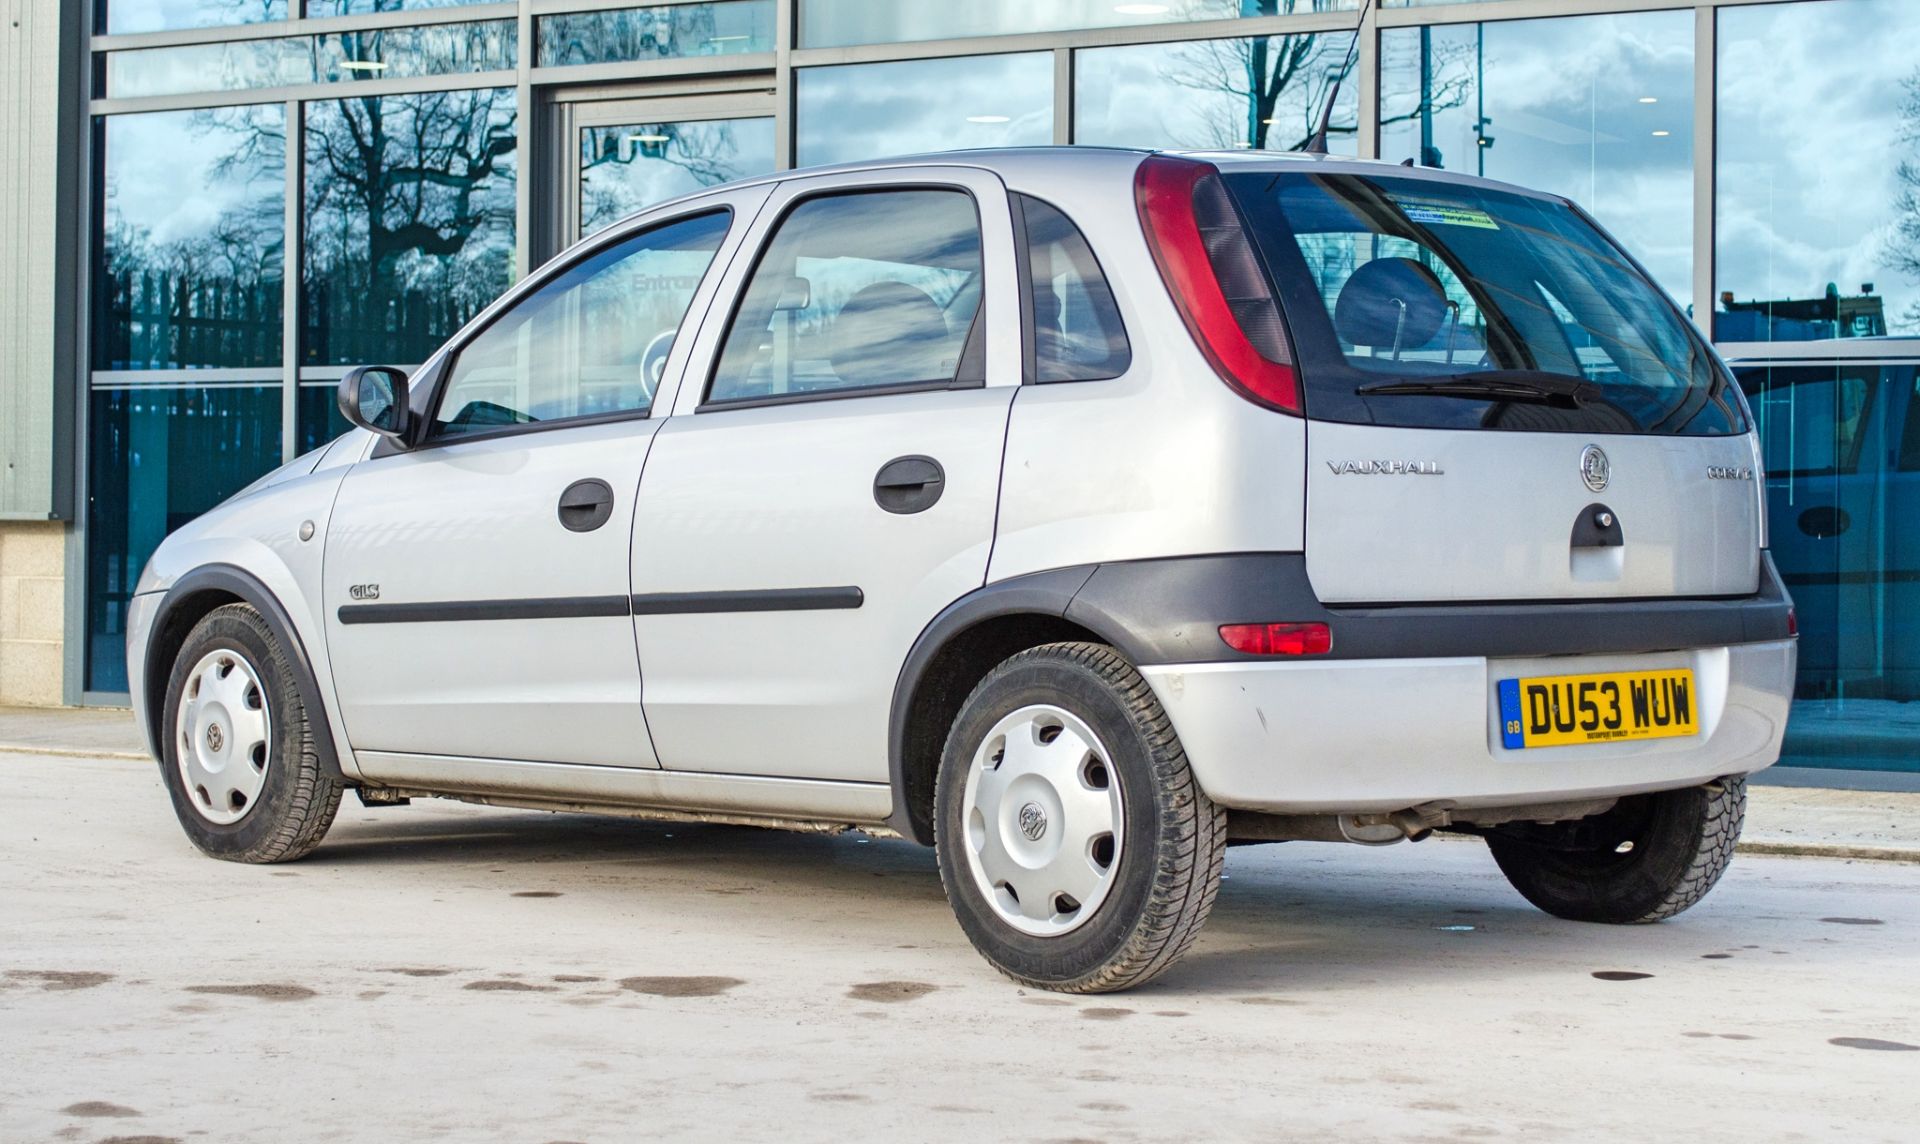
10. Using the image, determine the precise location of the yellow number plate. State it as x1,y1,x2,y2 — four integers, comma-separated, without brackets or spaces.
1496,669,1698,749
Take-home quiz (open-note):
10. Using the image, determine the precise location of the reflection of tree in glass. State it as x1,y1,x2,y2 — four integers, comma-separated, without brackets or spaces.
1166,0,1469,152
302,85,517,364
1888,74,1920,332
95,106,286,370
580,122,752,235
540,3,738,66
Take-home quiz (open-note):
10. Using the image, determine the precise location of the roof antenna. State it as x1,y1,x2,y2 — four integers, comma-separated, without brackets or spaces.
1301,0,1376,155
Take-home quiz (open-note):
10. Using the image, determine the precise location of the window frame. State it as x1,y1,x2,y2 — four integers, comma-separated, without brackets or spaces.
409,204,737,450
696,182,989,413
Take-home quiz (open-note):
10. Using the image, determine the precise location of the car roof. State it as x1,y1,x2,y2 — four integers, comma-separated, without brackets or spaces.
589,146,1564,252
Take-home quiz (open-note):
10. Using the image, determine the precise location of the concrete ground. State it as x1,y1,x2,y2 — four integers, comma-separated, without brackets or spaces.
4,745,1919,1143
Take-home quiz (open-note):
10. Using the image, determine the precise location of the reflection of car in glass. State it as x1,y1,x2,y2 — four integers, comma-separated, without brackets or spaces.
1733,360,1919,705
126,150,1795,993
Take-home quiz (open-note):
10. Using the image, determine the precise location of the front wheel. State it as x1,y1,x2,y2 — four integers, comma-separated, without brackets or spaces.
160,603,343,863
1486,776,1746,924
934,642,1226,993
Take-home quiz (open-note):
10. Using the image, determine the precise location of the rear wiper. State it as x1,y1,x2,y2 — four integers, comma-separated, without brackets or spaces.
1356,370,1595,408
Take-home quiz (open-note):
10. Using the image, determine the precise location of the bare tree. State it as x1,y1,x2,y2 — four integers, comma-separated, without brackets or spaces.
1164,0,1472,152
1888,73,1920,329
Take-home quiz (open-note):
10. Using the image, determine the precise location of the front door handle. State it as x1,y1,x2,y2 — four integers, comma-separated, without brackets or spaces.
874,455,945,514
558,478,616,532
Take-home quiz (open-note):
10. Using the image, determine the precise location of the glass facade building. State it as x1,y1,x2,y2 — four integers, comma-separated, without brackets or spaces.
54,0,1920,776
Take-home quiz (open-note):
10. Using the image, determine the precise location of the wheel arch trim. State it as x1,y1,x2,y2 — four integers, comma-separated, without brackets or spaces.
146,564,347,784
886,565,1111,842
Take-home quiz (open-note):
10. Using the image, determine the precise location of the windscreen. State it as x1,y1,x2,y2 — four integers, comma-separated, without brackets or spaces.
1225,172,1746,436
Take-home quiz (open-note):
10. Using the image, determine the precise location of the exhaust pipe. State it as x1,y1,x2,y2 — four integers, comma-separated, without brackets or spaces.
1229,802,1455,846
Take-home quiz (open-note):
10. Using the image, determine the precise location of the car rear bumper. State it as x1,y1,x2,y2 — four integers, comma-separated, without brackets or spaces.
1140,638,1796,814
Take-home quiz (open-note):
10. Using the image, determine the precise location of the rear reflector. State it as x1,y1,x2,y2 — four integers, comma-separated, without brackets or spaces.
1219,622,1332,657
1134,154,1300,414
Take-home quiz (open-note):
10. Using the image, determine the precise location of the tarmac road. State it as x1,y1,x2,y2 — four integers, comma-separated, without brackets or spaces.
3,752,1917,1143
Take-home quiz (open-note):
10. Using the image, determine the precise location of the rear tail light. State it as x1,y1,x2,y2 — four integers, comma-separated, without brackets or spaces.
1786,607,1798,637
1219,622,1332,657
1134,154,1300,414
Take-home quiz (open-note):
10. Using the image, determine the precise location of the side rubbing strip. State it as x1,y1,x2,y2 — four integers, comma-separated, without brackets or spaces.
337,596,632,625
630,587,864,615
336,587,865,624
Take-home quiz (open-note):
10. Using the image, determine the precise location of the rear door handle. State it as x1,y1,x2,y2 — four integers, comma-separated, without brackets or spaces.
874,455,945,514
558,478,616,532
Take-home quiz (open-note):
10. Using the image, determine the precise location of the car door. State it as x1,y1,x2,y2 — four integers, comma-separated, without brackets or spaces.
1741,361,1887,692
630,166,1022,782
323,198,759,767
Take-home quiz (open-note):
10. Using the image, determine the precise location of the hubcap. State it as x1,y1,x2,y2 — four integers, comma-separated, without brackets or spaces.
175,649,272,825
960,705,1124,937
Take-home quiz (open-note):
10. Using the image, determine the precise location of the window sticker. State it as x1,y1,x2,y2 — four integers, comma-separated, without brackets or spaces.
1391,196,1500,230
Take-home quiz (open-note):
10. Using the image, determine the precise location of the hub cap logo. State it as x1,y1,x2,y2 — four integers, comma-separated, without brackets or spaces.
1017,802,1048,841
205,723,225,753
1580,444,1611,492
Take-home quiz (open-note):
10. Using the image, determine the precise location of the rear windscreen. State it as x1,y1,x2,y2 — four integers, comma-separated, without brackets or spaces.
1225,172,1747,436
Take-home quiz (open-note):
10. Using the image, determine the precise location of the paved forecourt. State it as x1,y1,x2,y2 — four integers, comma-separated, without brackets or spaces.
2,750,1917,1143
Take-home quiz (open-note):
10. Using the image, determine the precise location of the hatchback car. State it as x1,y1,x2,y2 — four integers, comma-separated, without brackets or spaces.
129,148,1795,993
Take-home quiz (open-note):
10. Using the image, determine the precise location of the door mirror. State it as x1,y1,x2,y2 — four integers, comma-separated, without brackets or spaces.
338,365,411,442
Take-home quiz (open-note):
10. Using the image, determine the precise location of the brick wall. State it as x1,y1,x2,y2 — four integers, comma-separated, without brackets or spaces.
0,521,66,705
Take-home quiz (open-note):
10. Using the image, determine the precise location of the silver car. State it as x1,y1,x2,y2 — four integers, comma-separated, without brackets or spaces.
127,147,1795,992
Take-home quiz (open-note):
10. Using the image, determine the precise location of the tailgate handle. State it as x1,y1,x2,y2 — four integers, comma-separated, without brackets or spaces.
1570,503,1623,549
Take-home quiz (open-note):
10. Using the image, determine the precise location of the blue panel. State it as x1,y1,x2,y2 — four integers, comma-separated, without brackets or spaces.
1496,678,1525,749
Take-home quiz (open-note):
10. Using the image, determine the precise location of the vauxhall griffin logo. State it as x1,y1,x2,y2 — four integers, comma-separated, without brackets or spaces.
1580,444,1611,492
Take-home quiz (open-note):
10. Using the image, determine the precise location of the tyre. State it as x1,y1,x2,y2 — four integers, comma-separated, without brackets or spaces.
1485,776,1746,924
934,642,1226,992
160,603,343,863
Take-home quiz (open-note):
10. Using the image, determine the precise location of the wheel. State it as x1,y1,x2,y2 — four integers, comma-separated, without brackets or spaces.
934,642,1226,993
1485,776,1746,924
160,603,343,863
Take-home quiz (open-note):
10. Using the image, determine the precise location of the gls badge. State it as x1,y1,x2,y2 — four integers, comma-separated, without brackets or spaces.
348,583,381,601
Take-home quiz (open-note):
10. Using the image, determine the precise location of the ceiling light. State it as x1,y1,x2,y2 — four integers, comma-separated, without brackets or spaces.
1638,96,1658,104
707,34,749,42
339,60,387,72
966,114,1011,124
1651,130,1671,137
1114,3,1171,14
628,133,671,144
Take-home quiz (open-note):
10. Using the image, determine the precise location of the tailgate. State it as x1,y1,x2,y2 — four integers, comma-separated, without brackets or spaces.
1305,424,1762,604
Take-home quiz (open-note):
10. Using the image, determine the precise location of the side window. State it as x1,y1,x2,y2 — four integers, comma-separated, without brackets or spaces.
431,210,731,439
1899,369,1920,473
1015,194,1130,383
1743,366,1876,477
707,189,981,405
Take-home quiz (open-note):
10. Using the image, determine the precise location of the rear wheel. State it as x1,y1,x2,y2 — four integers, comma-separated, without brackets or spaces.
161,603,343,863
1485,776,1746,924
934,642,1225,992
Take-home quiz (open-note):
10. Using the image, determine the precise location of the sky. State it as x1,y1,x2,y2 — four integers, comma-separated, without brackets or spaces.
1716,0,1920,333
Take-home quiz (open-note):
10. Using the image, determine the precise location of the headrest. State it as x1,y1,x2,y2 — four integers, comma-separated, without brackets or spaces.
1333,257,1450,350
830,281,950,388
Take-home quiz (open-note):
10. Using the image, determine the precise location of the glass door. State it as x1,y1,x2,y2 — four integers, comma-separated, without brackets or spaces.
560,91,777,244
